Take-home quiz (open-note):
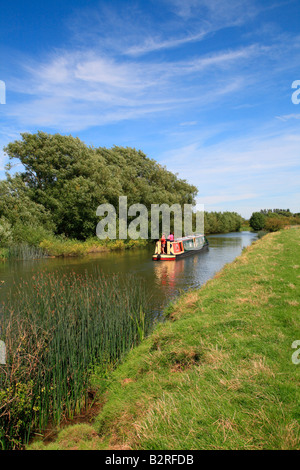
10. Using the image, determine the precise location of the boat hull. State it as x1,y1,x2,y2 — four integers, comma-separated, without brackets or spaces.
152,243,208,261
152,253,176,261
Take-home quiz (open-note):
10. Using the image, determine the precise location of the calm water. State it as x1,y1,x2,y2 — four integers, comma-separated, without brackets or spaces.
0,232,257,316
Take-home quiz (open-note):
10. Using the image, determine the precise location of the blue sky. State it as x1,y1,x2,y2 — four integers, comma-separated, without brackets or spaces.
0,0,299,218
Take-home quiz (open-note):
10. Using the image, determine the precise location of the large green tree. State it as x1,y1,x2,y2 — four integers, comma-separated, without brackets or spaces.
4,132,198,239
249,212,266,231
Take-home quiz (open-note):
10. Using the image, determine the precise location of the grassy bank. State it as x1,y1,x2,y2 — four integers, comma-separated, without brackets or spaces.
0,269,153,450
0,237,149,260
30,228,300,450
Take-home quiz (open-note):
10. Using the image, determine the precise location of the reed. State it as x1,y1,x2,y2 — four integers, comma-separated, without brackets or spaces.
0,268,152,449
7,243,47,260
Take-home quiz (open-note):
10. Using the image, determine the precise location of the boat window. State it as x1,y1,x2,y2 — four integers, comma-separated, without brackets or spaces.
183,239,194,250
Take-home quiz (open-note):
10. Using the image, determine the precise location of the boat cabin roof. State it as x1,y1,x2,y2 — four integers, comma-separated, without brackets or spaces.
174,234,204,242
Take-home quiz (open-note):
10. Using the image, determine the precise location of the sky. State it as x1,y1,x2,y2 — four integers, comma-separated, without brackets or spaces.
0,0,299,218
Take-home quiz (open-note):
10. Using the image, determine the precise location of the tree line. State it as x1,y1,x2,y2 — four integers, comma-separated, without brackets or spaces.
249,209,300,232
0,131,244,251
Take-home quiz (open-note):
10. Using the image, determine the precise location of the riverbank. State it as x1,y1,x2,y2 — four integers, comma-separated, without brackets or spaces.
0,237,149,260
0,222,255,261
28,227,300,450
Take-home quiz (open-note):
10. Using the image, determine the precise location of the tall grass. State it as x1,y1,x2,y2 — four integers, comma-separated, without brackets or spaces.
0,268,152,449
7,244,47,260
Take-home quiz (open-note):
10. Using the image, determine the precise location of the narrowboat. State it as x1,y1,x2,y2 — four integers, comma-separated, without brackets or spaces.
152,234,209,261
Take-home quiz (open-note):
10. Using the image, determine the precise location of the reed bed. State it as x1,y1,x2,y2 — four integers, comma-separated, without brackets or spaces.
0,268,152,449
7,244,47,260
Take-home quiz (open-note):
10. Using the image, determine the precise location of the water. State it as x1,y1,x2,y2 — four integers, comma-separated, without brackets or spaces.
0,232,257,316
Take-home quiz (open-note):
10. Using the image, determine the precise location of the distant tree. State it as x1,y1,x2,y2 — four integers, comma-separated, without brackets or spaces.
249,212,265,231
200,211,242,234
260,208,292,217
264,217,286,232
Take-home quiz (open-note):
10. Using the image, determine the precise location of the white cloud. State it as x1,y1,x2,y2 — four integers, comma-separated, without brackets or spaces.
125,31,208,56
276,114,300,121
167,0,259,24
159,123,300,217
5,41,265,132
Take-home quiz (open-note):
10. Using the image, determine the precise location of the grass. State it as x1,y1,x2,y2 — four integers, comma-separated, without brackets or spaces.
39,237,136,257
39,237,149,257
0,237,149,261
239,223,253,232
7,244,47,260
0,269,153,449
29,227,300,450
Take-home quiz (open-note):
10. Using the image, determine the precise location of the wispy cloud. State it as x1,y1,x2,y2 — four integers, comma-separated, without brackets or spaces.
159,122,300,216
4,0,299,136
125,31,209,56
5,41,266,132
276,114,300,121
125,0,261,56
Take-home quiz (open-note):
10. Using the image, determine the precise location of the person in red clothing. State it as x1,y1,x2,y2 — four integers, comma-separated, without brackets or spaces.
168,232,174,241
161,233,166,253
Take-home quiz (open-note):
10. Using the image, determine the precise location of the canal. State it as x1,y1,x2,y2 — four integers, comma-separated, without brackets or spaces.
0,231,257,316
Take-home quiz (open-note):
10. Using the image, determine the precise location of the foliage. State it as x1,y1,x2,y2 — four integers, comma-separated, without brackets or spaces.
1,132,250,251
202,211,243,234
4,132,198,240
249,209,300,233
0,217,13,247
260,208,292,217
12,223,53,247
0,174,54,232
264,217,286,232
249,212,266,231
0,269,152,449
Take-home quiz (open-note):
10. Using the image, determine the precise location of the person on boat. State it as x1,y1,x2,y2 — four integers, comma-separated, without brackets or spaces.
161,233,166,253
168,232,174,241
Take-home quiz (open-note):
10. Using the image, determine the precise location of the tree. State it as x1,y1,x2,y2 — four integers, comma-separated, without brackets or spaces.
4,132,198,239
249,212,265,231
0,174,54,230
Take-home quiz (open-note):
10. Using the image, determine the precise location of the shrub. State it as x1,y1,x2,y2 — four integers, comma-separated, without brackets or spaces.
12,224,54,247
249,212,266,231
39,237,87,257
0,217,13,247
264,217,286,232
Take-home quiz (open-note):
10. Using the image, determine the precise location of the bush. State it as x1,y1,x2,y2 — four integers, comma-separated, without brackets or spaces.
12,224,54,247
249,212,265,231
264,217,286,232
39,237,87,257
0,217,13,247
257,230,268,239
